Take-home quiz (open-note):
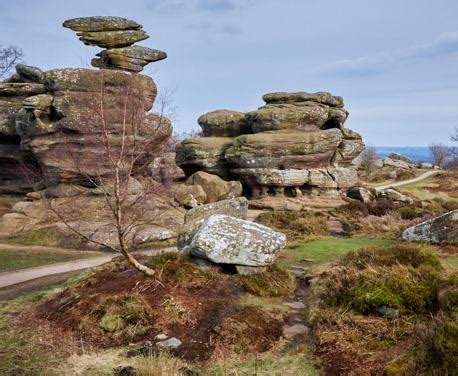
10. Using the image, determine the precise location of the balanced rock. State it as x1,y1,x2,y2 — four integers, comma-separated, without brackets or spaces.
92,46,167,73
198,110,251,137
64,16,166,73
63,16,148,48
63,16,142,32
186,171,242,203
402,210,457,244
188,214,286,266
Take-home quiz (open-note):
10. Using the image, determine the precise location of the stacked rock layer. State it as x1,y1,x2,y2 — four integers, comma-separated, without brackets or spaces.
63,16,167,73
176,92,365,208
0,17,171,192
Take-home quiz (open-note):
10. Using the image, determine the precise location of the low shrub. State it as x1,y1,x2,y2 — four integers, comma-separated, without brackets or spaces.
95,294,153,340
317,244,442,314
133,352,186,376
256,210,329,242
239,264,295,297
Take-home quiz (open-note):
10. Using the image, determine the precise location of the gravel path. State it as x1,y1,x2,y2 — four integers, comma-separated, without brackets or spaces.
374,170,440,191
0,247,176,289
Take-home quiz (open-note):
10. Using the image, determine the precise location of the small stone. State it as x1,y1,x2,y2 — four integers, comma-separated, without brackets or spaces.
283,301,306,309
282,324,308,339
154,333,168,340
156,337,182,349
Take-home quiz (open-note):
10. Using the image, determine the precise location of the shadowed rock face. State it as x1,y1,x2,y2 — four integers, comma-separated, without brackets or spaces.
176,91,364,209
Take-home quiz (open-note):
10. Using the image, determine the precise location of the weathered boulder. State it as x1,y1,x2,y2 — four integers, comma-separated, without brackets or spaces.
68,28,148,49
347,186,375,202
262,91,344,108
186,171,242,203
245,103,336,133
184,197,248,224
173,184,207,208
383,157,413,170
92,46,167,73
176,137,233,179
225,129,343,169
388,153,414,164
177,197,248,250
377,189,413,204
198,110,251,137
149,152,185,183
402,210,457,244
187,214,286,266
63,16,142,32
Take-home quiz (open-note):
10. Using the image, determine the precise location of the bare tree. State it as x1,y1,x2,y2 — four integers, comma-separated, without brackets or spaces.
0,44,23,79
41,73,172,276
429,143,450,168
450,127,458,159
359,146,379,175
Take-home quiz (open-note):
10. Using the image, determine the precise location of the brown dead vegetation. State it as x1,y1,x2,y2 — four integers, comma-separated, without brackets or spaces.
37,253,289,363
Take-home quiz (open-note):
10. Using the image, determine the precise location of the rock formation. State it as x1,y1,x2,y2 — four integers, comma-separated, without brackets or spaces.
177,92,364,210
63,16,167,73
0,17,183,248
0,16,170,191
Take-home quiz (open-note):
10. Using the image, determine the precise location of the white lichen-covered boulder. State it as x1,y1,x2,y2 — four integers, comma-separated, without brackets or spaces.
402,210,458,244
188,214,286,266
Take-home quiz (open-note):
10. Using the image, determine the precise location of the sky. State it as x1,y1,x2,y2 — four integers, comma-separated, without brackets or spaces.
1,0,458,146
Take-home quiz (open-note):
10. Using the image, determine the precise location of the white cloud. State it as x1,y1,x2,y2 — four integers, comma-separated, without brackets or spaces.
323,32,458,76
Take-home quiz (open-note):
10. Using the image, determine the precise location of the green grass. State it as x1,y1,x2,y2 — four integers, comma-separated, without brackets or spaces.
281,237,400,271
0,248,101,273
440,255,458,270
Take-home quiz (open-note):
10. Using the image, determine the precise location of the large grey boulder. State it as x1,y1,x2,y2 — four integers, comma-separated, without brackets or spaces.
402,210,458,244
187,214,286,266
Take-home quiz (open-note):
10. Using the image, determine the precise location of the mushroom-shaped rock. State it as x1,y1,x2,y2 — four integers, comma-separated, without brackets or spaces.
188,214,287,266
92,46,167,72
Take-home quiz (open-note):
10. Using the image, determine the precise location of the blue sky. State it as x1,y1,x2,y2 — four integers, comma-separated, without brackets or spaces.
1,0,458,146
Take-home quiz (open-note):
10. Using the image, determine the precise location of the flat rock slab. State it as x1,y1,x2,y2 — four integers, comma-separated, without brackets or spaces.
188,214,286,266
283,301,306,310
156,337,182,349
63,16,142,32
283,324,308,339
402,210,458,244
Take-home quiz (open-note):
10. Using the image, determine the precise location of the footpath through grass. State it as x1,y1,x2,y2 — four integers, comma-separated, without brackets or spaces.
281,237,399,271
0,248,101,273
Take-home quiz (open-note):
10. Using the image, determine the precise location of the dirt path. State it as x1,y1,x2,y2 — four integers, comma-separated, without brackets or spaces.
0,247,176,290
0,242,103,255
374,170,440,191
